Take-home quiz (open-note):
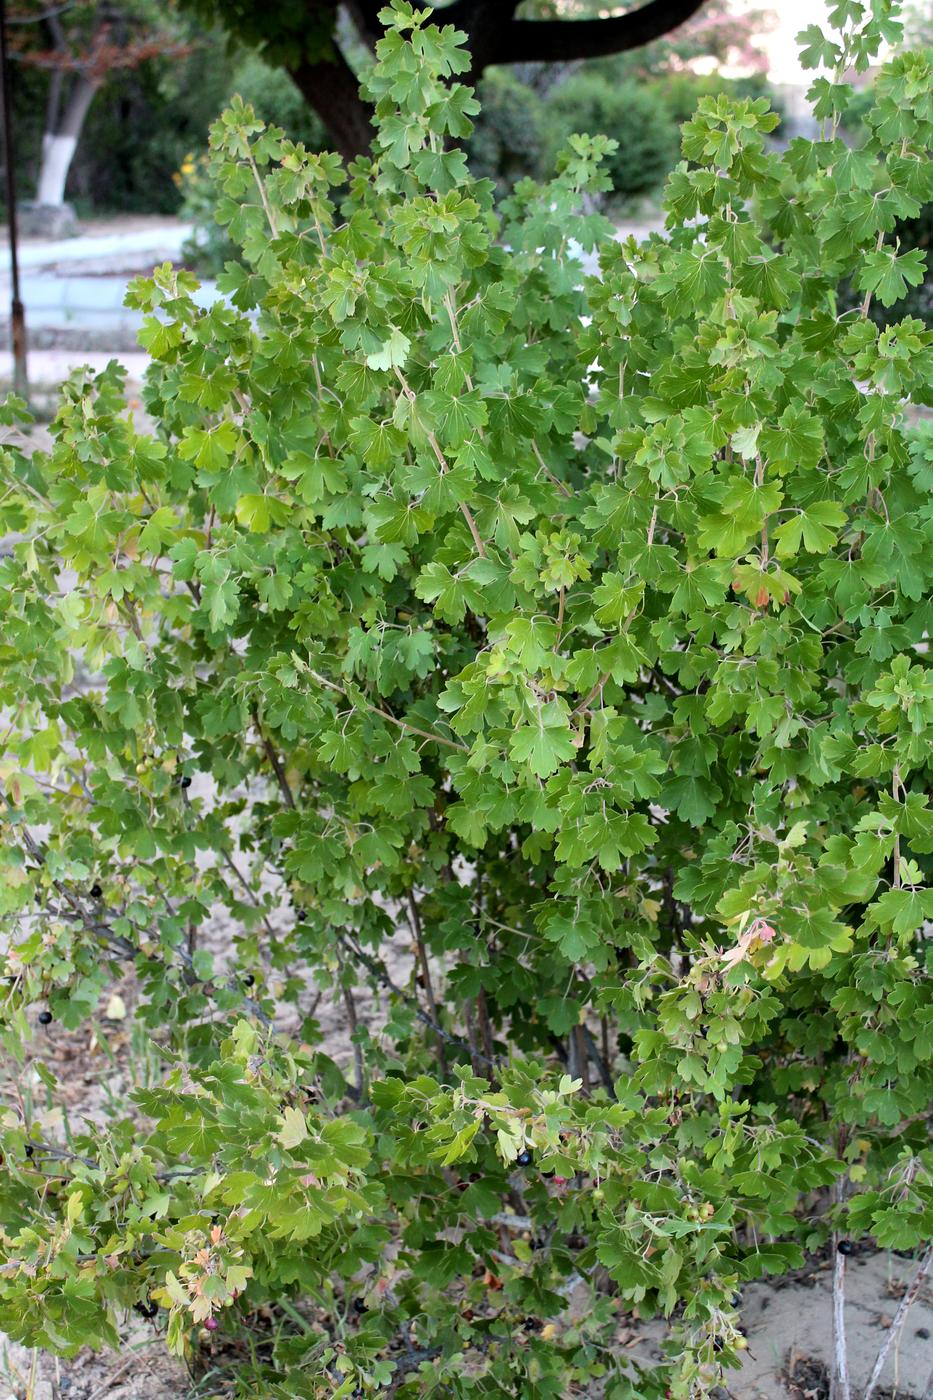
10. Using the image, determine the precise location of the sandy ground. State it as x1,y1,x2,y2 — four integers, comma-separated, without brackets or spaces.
0,1331,187,1400
580,1251,933,1398
731,1252,933,1396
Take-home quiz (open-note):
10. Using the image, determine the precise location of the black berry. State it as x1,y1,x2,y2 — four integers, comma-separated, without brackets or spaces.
181,776,192,789
296,908,307,923
90,884,102,899
837,1240,854,1255
516,1149,533,1167
38,1009,53,1025
25,1144,34,1158
352,1297,367,1314
243,974,255,988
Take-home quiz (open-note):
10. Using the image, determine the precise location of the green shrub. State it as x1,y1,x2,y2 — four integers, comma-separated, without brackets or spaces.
465,69,549,191
544,74,680,198
0,3,931,1398
654,70,784,129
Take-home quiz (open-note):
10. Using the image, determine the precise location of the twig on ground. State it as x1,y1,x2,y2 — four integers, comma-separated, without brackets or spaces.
862,1246,932,1400
84,1338,163,1400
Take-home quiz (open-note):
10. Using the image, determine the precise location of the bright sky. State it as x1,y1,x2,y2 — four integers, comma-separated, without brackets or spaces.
726,0,832,83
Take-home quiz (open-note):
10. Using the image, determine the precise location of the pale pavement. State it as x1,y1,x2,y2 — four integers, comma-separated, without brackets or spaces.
0,221,194,273
0,219,205,384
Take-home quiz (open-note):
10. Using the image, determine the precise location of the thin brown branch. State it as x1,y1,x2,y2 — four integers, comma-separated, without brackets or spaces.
3,791,271,1028
337,931,498,1071
306,666,470,753
572,671,611,716
341,980,366,1101
253,711,296,808
408,892,448,1079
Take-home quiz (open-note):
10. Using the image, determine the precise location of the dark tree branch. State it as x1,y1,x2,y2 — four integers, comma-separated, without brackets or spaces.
441,0,520,77
288,0,709,161
582,1023,615,1095
471,0,708,70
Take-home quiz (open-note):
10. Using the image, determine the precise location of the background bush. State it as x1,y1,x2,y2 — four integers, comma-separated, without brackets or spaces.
543,75,680,199
466,67,784,205
8,13,784,222
464,69,549,191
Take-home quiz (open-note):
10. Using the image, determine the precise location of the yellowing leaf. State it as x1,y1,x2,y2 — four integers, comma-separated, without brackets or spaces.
276,1106,308,1150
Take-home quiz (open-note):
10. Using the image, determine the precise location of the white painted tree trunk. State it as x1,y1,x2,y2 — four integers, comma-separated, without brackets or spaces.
36,132,78,206
34,75,97,208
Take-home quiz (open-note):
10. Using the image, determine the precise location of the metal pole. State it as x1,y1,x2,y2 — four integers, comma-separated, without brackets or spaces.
0,0,27,400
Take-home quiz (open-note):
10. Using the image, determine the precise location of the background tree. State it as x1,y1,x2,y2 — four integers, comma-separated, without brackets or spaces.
8,0,189,216
183,0,715,160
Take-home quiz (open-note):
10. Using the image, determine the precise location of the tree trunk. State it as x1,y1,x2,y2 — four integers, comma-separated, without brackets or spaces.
36,73,97,207
291,50,376,163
